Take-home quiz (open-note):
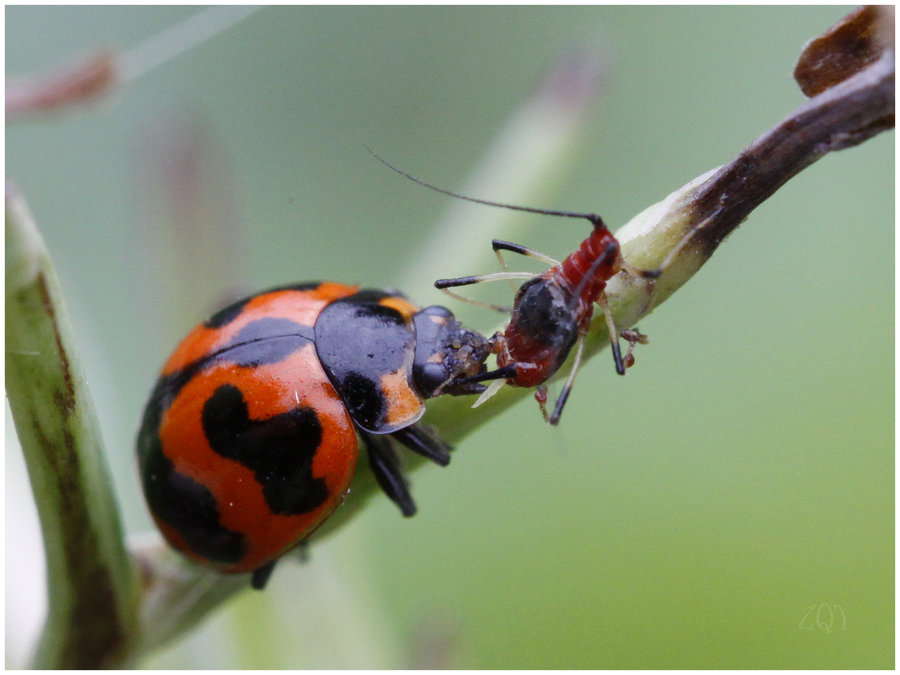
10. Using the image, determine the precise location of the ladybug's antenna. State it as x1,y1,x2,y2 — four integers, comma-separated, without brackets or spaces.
361,143,606,230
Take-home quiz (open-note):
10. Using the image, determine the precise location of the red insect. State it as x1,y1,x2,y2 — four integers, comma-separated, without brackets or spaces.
437,213,652,424
369,149,656,424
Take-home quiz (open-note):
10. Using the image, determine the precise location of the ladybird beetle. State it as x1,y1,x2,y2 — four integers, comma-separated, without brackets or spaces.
137,282,489,588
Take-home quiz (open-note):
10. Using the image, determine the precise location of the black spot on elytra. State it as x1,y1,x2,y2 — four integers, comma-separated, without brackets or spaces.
145,319,314,419
202,383,330,515
337,372,385,429
141,318,313,435
222,318,313,367
204,282,323,329
140,366,199,428
205,297,251,329
137,401,246,565
344,287,394,306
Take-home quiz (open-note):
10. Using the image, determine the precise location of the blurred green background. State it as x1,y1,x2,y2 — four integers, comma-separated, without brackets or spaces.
6,6,892,668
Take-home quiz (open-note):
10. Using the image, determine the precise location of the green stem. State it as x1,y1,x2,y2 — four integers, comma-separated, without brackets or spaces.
6,183,138,668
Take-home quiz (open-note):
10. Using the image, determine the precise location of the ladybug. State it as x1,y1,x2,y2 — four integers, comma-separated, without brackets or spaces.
137,282,489,589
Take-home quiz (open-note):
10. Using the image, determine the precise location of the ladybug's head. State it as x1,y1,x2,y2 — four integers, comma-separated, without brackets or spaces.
411,306,491,398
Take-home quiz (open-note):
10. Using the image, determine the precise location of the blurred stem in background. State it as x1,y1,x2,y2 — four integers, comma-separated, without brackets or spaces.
5,5,893,668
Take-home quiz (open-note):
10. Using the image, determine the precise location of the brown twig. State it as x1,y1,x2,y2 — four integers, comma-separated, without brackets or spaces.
675,7,894,262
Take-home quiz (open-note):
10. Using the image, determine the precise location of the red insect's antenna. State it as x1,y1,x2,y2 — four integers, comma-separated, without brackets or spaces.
363,143,661,282
361,143,607,231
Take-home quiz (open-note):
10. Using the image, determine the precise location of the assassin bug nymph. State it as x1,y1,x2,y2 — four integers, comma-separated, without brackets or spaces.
366,148,659,425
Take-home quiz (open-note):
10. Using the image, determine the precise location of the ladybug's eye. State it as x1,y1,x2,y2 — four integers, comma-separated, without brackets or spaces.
414,361,450,396
419,305,452,320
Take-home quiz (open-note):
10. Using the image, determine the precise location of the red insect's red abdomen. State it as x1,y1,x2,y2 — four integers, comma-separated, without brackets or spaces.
556,224,621,309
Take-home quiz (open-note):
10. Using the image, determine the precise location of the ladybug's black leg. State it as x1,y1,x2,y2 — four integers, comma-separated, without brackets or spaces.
251,560,277,590
363,433,416,517
392,424,451,467
292,539,310,563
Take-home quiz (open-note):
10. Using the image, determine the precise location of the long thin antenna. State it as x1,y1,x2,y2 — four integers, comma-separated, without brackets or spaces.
360,142,605,229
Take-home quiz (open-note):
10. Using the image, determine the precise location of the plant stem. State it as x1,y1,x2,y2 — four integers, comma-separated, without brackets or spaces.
6,183,139,668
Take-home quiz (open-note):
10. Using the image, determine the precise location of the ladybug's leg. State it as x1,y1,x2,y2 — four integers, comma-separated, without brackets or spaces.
392,424,452,466
292,540,310,563
362,433,416,517
251,560,277,590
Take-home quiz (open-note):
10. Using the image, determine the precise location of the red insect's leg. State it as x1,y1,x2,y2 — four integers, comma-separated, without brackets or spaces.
620,260,662,281
534,385,550,423
548,328,587,425
492,239,559,266
435,271,533,313
620,329,649,368
596,293,626,376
